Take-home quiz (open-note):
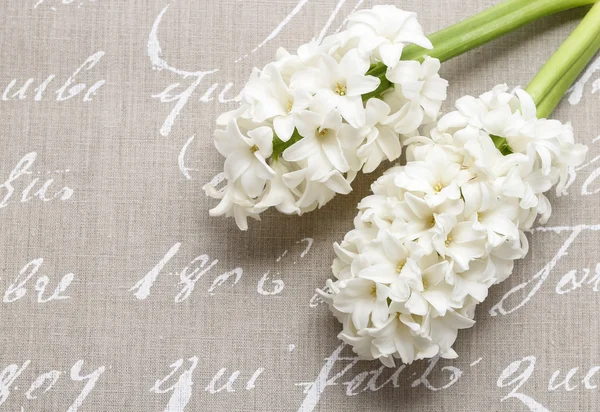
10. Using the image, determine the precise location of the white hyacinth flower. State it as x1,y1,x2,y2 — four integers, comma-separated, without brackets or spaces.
357,98,402,173
206,5,448,230
243,63,313,142
320,84,587,366
384,57,449,135
254,160,300,215
346,5,433,68
283,108,350,175
291,49,379,127
203,182,261,231
214,121,275,198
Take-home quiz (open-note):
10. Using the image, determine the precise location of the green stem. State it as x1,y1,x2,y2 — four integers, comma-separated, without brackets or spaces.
402,0,598,63
535,33,600,118
526,1,600,108
421,0,538,51
364,0,598,101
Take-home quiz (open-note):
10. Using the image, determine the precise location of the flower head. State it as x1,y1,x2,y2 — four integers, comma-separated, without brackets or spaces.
320,85,587,366
206,5,448,230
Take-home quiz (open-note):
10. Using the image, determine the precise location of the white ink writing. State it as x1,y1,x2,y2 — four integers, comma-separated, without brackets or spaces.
0,152,74,210
2,52,105,102
3,258,74,303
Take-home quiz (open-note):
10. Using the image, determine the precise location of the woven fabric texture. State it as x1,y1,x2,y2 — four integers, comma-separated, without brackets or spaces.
0,1,599,410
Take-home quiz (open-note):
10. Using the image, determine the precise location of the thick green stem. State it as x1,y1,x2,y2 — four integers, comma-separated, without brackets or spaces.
364,0,598,101
535,33,600,118
402,0,598,63
526,1,600,109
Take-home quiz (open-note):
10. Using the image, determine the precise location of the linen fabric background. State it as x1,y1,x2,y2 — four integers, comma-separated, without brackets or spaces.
1,0,599,411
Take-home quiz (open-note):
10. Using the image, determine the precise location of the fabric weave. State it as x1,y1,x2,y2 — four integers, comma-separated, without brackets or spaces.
0,1,597,410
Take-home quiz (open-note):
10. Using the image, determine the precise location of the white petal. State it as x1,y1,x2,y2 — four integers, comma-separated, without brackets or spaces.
311,90,339,115
233,207,252,231
386,60,420,84
224,151,252,182
379,43,404,68
515,88,537,119
337,96,366,128
366,98,391,124
360,263,397,283
291,89,313,112
290,68,326,94
322,171,353,194
455,95,486,119
273,115,295,142
282,136,319,162
322,133,350,172
392,101,424,134
240,169,266,198
322,110,343,131
421,57,441,77
422,77,448,101
282,169,306,189
377,126,402,161
248,126,274,157
346,75,380,97
422,290,450,315
339,48,370,76
403,192,432,219
295,110,321,138
406,292,429,316
437,111,469,132
394,330,416,364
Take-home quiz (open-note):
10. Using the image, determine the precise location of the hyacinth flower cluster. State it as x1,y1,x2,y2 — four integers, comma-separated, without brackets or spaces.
318,85,587,365
203,6,449,230
318,3,600,367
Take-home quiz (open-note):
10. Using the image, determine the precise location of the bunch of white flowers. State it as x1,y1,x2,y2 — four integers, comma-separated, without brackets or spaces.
318,84,587,367
204,5,448,230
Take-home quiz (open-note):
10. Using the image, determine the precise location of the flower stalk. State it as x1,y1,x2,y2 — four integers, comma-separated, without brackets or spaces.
527,2,600,117
536,34,600,117
404,0,598,63
365,0,599,100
